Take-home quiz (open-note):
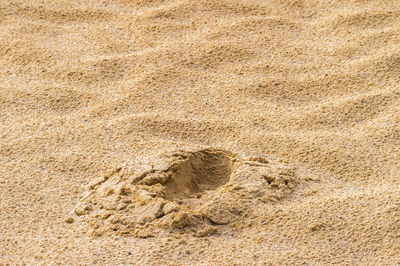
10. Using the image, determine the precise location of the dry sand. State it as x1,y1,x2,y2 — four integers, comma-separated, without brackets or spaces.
1,0,400,264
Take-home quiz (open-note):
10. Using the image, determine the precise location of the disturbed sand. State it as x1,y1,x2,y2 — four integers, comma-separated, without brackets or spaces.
1,0,400,264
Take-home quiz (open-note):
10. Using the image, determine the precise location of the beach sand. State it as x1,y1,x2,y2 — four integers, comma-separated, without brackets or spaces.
1,0,400,264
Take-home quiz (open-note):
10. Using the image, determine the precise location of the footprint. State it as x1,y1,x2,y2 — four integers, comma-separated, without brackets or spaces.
72,148,306,237
139,149,233,200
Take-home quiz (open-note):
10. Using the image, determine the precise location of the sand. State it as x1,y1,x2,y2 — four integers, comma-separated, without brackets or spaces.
1,0,400,264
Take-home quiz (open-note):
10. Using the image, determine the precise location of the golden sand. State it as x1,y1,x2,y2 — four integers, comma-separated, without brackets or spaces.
1,0,400,264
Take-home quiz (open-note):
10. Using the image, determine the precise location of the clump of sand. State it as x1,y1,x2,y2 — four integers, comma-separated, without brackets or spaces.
72,148,303,237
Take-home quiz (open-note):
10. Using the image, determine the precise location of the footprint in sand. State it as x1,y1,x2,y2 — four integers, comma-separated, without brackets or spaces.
72,148,307,237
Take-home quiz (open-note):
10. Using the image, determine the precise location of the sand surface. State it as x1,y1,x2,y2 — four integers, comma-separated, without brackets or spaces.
1,0,400,264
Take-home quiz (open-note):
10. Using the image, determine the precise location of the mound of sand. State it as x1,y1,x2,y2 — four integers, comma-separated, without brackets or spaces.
72,148,304,237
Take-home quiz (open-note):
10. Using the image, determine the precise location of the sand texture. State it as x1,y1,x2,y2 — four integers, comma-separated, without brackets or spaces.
1,0,400,264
